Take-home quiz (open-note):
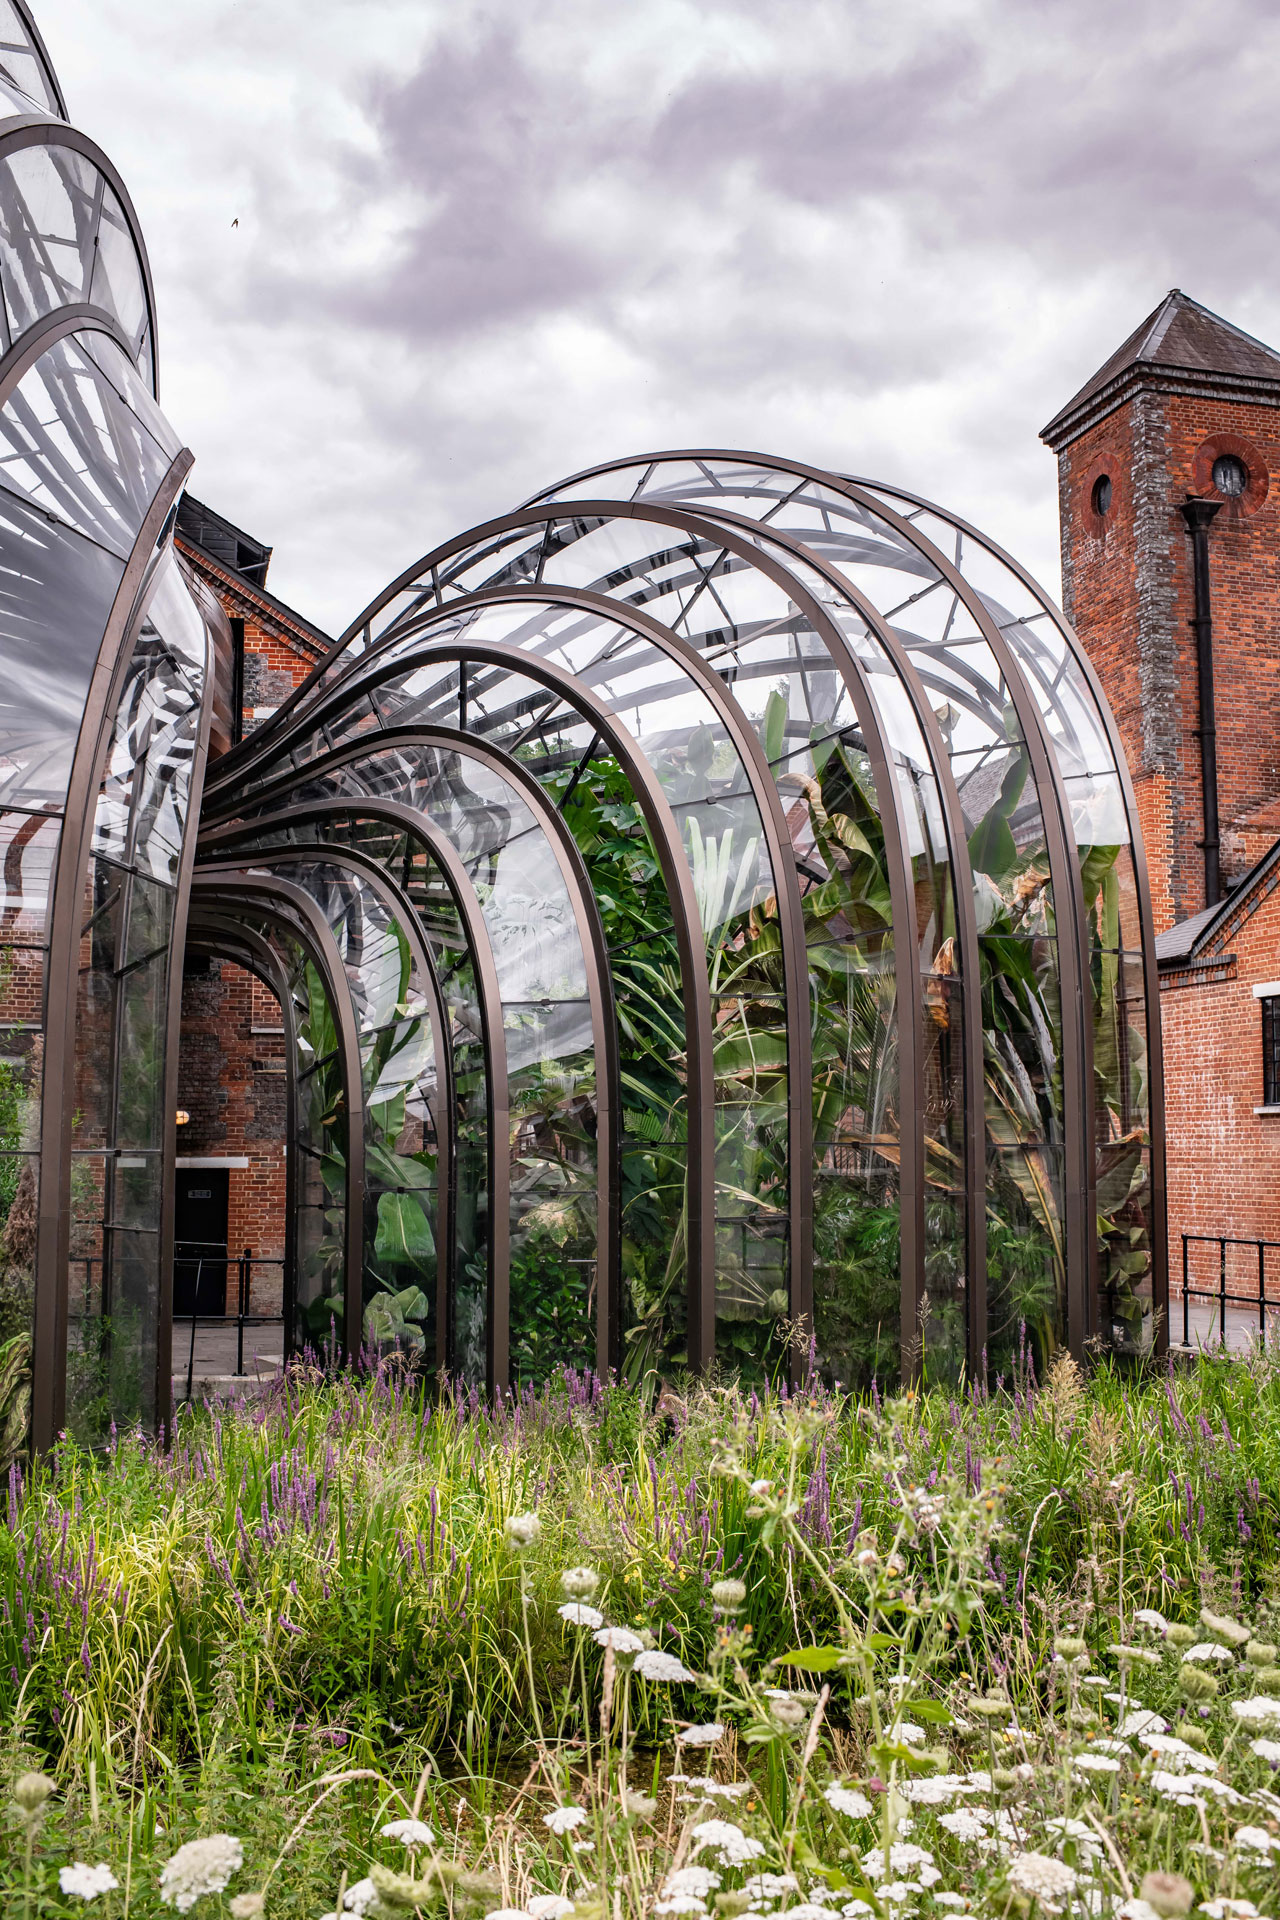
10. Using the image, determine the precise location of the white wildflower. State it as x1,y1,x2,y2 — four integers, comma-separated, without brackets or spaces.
780,1907,835,1920
1182,1643,1235,1663
824,1784,874,1818
693,1782,750,1801
900,1775,967,1805
894,1723,927,1747
1118,1904,1163,1920
557,1603,604,1630
1235,1699,1280,1729
528,1899,575,1920
544,1806,588,1835
1119,1710,1169,1737
1079,1675,1109,1691
653,1900,706,1916
1135,1609,1170,1635
690,1820,766,1867
1074,1752,1122,1775
861,1844,941,1887
59,1865,120,1901
380,1820,435,1847
1233,1827,1280,1855
1200,1904,1260,1919
663,1867,722,1898
159,1836,244,1912
1088,1737,1131,1755
504,1511,541,1549
1043,1817,1103,1858
742,1874,799,1902
1140,1735,1217,1773
1252,1739,1280,1763
485,1911,532,1920
1006,1852,1077,1913
840,1903,875,1918
593,1626,644,1654
343,1882,378,1916
571,1840,594,1854
939,1809,989,1844
933,1899,967,1911
749,1479,772,1495
634,1650,696,1682
677,1723,724,1747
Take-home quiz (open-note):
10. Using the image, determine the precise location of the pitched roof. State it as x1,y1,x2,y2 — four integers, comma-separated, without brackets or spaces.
1041,290,1280,448
1155,835,1280,968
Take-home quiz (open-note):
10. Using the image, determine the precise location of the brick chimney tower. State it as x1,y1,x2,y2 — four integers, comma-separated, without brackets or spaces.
1041,290,1280,932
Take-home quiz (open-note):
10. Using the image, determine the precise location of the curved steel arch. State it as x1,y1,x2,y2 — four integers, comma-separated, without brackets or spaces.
205,722,622,1378
199,801,514,1386
197,828,456,1369
6,1,68,119
0,118,159,386
206,580,814,1361
189,867,367,1359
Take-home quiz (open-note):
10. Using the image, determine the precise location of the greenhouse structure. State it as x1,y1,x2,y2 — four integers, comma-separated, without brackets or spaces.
0,2,1164,1454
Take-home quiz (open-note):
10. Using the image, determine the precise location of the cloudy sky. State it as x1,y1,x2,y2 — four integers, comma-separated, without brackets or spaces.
39,0,1280,638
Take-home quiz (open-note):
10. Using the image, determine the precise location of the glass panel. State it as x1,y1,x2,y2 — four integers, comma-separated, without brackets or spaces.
0,2,61,116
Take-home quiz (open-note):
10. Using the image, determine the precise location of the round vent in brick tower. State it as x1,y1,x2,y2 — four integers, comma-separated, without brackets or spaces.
1042,289,1280,1337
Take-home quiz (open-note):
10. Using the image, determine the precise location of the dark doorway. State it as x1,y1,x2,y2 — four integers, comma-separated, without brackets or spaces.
174,1168,230,1316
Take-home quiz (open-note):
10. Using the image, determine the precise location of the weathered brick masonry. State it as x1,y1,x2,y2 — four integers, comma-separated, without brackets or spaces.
1044,292,1280,1303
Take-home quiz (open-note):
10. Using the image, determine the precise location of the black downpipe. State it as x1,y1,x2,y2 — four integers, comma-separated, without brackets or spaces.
1181,498,1222,908
230,616,246,749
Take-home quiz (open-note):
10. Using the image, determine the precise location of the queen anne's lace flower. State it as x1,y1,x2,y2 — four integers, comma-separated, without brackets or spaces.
1232,1826,1280,1854
1119,1710,1169,1737
544,1805,588,1835
59,1864,120,1901
527,1899,575,1920
933,1899,967,1911
860,1844,940,1888
342,1878,377,1915
1234,1698,1280,1728
663,1868,721,1899
689,1820,766,1867
1251,1738,1280,1763
939,1809,988,1845
158,1836,244,1912
1182,1643,1235,1663
557,1603,604,1630
653,1899,706,1916
504,1512,541,1549
1135,1608,1170,1634
1074,1752,1122,1774
899,1775,967,1804
1006,1852,1077,1914
634,1650,696,1682
824,1783,873,1818
1200,1903,1260,1919
593,1626,644,1654
1140,1735,1217,1773
692,1782,749,1801
677,1723,724,1747
380,1820,435,1847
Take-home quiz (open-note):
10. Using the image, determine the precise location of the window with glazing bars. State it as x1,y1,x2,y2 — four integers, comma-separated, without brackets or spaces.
1264,996,1280,1108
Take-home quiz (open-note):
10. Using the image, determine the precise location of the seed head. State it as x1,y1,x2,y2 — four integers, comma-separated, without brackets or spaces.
711,1579,747,1613
504,1511,541,1550
12,1772,56,1816
1139,1872,1194,1918
560,1566,599,1599
229,1898,266,1920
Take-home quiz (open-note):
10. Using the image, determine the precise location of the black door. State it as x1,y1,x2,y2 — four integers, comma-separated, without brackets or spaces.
173,1168,230,1316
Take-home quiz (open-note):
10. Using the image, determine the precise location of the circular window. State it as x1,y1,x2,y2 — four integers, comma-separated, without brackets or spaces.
1213,453,1249,498
1091,474,1113,516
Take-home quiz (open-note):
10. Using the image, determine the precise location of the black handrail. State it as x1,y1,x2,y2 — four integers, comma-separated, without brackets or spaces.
1179,1233,1280,1346
172,1243,285,1400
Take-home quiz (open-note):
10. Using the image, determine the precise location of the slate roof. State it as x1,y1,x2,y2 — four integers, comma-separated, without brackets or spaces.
1042,290,1280,448
1155,836,1280,967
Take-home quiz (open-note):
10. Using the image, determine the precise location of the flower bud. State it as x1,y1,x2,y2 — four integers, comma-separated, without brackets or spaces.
711,1579,747,1613
1166,1623,1196,1647
560,1566,599,1600
770,1694,807,1729
1246,1641,1278,1667
1053,1636,1087,1662
1200,1607,1251,1648
1254,1667,1280,1692
1178,1665,1218,1701
12,1772,56,1814
504,1511,541,1550
1139,1871,1194,1918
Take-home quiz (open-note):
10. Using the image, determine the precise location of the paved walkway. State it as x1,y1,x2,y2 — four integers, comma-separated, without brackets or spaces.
1171,1297,1279,1355
171,1321,283,1401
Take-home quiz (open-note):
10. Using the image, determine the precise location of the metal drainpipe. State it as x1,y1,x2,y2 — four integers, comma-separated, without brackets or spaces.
1180,497,1223,908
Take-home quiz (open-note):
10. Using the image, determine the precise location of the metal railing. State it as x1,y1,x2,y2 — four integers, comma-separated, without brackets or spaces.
173,1241,285,1402
1179,1234,1280,1347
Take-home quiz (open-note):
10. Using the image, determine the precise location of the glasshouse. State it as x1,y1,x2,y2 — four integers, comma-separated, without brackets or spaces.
0,2,1163,1455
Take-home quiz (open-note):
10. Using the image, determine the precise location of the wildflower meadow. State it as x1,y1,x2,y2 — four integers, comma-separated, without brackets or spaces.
4,1345,1280,1920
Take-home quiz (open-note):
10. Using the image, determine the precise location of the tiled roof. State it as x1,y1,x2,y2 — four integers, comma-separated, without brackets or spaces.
1042,290,1280,447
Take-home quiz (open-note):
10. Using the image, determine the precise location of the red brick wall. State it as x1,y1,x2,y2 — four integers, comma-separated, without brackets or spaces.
177,961,288,1314
1160,876,1280,1303
1057,385,1280,927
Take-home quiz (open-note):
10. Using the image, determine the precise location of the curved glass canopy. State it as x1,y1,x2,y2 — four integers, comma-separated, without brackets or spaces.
0,9,1163,1446
206,452,1164,1396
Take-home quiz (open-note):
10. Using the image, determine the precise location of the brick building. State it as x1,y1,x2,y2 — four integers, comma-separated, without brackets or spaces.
172,500,329,1331
1042,291,1280,1317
